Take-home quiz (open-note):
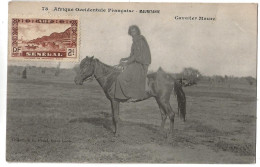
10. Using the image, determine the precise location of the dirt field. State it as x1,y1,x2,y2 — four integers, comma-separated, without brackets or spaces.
6,70,256,163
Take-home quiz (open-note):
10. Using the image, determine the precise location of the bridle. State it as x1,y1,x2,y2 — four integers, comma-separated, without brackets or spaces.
83,60,124,82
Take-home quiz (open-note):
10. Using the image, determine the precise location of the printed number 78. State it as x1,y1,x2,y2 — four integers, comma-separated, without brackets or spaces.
42,7,48,11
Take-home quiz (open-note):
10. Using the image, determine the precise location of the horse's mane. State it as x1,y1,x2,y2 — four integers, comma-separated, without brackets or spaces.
94,58,115,70
94,58,122,75
81,56,117,70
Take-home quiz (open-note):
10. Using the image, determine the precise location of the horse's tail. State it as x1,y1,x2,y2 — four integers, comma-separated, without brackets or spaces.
174,81,186,121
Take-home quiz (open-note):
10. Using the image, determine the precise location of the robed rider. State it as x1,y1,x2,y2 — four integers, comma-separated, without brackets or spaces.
115,25,151,101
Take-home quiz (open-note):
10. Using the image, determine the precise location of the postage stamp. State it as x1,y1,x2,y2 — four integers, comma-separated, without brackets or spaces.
9,17,79,62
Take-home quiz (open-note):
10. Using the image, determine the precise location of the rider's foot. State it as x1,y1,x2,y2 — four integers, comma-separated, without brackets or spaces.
145,88,155,97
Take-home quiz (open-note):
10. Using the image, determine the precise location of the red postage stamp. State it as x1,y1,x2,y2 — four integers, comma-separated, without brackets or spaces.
9,17,79,62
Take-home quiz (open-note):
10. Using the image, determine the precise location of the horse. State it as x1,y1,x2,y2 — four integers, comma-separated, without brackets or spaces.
74,56,186,137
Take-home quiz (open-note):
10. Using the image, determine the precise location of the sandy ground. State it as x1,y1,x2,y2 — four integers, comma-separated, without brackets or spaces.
6,71,256,163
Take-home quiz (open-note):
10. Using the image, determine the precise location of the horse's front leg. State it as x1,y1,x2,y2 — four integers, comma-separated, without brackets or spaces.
110,99,120,136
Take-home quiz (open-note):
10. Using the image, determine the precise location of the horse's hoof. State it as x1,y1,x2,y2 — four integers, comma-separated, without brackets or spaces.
164,132,168,139
114,132,119,137
165,130,174,139
168,132,174,139
160,128,167,138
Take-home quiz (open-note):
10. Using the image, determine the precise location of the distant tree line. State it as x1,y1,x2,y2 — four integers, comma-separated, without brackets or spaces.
170,67,256,87
8,63,63,78
8,65,256,86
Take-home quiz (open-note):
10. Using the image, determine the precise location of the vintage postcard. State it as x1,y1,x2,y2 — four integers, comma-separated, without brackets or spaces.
7,1,257,163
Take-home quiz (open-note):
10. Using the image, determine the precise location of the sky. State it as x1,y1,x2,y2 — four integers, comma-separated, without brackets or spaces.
9,3,257,77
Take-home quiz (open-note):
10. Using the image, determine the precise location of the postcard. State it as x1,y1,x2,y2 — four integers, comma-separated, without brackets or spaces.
7,1,257,163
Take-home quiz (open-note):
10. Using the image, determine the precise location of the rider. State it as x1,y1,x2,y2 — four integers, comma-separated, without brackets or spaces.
115,25,151,101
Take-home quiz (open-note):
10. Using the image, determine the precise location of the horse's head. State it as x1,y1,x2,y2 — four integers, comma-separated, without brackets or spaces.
74,56,95,85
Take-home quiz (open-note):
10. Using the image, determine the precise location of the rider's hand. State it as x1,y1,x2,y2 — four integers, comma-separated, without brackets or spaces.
120,61,127,67
120,58,127,63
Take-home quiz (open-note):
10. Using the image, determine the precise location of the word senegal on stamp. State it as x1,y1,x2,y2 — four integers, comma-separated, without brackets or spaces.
9,17,79,62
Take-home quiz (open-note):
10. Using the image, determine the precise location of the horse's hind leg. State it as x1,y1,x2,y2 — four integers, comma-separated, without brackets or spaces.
158,105,167,130
178,102,180,117
167,104,175,135
165,103,175,135
110,100,120,136
157,98,175,135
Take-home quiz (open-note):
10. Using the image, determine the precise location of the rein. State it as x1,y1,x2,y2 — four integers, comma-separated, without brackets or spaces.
90,61,124,81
